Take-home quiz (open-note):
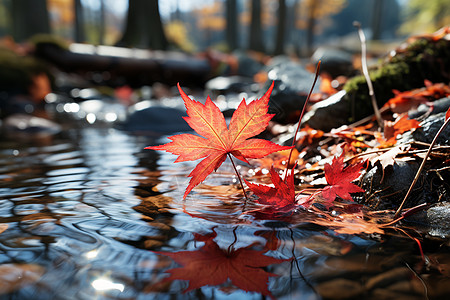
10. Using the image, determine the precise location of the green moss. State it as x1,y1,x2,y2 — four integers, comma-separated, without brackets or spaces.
342,36,450,122
29,34,69,51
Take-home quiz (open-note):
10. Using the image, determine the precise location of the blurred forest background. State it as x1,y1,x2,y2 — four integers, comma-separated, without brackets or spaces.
0,0,448,56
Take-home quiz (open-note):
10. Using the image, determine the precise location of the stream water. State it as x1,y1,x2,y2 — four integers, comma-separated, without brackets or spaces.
0,122,448,299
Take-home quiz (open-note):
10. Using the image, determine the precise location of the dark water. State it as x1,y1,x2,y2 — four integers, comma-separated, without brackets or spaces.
0,124,449,300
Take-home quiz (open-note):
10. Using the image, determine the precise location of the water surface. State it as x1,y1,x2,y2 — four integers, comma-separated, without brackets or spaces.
0,124,447,299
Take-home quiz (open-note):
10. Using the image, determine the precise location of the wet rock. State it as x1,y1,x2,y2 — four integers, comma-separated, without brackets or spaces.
233,50,264,78
262,59,320,123
413,112,450,144
120,104,191,134
2,113,61,136
409,96,450,119
425,203,450,238
316,278,364,299
360,160,420,210
311,47,355,77
205,76,256,95
303,90,349,131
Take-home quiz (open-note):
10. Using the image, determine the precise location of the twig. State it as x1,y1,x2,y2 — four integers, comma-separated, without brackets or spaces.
286,61,321,170
228,153,249,208
394,116,450,219
353,21,383,129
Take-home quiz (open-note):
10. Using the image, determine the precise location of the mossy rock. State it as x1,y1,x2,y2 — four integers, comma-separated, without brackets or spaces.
342,36,450,123
29,34,69,51
306,36,450,131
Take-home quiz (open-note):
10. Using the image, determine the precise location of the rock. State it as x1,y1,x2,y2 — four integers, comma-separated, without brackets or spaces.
425,203,450,238
261,59,320,123
205,76,256,95
2,113,61,136
413,112,450,144
311,47,355,77
303,90,349,131
233,50,264,78
119,103,191,134
359,160,420,210
409,96,450,119
315,278,364,299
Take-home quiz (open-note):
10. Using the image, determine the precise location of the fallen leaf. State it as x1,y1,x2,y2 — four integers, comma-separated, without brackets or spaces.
320,151,365,207
245,166,296,210
383,82,450,113
154,231,286,298
446,106,450,121
146,83,291,198
383,114,420,141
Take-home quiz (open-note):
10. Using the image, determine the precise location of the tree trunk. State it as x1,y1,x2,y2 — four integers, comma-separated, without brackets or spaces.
371,0,384,40
226,0,238,51
99,0,106,44
11,0,50,42
74,0,85,43
305,0,319,56
274,0,287,55
117,0,168,50
249,0,265,52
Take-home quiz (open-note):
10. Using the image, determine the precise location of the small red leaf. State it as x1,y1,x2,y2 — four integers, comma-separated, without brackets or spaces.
245,166,296,209
446,106,450,121
320,151,365,207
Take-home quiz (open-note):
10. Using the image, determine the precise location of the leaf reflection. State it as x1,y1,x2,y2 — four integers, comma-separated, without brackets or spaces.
153,229,287,298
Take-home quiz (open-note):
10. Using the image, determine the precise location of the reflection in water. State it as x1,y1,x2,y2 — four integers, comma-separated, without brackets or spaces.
0,125,448,299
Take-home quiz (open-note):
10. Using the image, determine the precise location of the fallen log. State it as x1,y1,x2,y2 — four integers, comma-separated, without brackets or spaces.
34,42,212,87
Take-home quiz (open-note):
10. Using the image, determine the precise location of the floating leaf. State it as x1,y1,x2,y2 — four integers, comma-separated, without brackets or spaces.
245,166,296,210
146,83,291,198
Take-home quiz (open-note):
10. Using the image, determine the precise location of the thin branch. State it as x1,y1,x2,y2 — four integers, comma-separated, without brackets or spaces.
353,21,383,129
227,153,249,208
286,61,321,170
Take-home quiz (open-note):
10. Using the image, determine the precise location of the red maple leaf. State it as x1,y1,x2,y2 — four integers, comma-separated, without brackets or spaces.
320,151,365,207
245,166,296,210
155,231,286,298
146,83,291,198
446,106,450,121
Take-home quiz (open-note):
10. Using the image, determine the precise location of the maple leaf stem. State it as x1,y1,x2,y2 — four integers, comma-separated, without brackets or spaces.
353,21,383,129
393,116,450,219
227,153,249,206
286,61,321,171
